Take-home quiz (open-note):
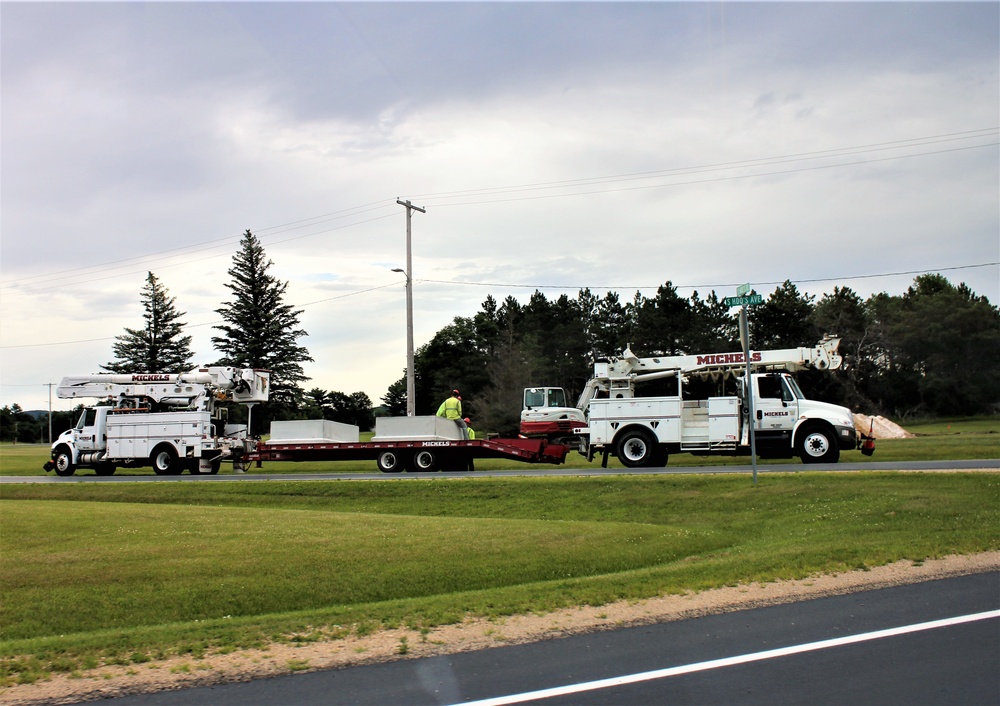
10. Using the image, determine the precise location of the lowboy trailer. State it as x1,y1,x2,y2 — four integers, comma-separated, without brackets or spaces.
244,417,569,473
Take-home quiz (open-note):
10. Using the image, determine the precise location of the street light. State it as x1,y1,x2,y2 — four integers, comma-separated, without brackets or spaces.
390,266,415,416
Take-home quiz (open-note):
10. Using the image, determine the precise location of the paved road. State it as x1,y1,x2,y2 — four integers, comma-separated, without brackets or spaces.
2,459,998,483
100,572,999,705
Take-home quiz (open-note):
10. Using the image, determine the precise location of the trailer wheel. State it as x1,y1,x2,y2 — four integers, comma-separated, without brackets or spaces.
615,429,657,468
151,445,182,475
408,449,440,472
797,424,840,464
376,451,405,473
53,446,76,477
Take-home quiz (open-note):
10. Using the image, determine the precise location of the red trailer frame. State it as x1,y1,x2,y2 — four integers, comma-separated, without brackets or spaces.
245,437,569,473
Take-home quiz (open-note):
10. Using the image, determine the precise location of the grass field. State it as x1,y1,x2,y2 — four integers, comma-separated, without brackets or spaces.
0,417,997,686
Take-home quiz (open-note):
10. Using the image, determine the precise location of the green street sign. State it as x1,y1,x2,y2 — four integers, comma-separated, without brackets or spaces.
736,283,751,297
724,294,764,307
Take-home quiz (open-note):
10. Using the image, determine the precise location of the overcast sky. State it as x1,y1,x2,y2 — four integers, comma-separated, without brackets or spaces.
2,1,998,415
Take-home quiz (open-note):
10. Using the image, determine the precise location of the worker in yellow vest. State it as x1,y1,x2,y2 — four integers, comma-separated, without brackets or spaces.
436,389,468,439
463,417,477,471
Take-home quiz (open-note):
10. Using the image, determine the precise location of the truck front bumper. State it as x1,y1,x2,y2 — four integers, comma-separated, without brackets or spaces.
836,424,857,450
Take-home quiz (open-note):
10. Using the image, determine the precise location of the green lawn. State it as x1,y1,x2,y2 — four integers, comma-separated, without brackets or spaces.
1,416,997,686
2,471,998,685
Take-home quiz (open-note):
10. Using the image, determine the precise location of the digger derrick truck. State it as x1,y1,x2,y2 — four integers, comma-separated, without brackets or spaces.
43,367,270,477
522,337,864,467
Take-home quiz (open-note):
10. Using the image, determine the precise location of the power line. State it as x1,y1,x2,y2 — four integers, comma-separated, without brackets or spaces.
408,128,998,203
3,263,994,351
3,130,995,292
419,261,1000,292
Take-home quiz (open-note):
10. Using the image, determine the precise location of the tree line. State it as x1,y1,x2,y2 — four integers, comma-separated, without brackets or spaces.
2,228,996,443
390,275,999,434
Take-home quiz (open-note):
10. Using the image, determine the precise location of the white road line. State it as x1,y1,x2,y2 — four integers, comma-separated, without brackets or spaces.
456,610,1000,706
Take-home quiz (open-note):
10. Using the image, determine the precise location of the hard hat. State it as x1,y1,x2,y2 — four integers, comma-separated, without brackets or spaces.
452,389,460,396
463,417,471,423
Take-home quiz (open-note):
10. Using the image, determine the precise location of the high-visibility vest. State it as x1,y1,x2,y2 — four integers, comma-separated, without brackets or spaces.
436,396,462,419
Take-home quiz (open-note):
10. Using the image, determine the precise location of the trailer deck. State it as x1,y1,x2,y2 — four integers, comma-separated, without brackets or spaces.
246,436,569,473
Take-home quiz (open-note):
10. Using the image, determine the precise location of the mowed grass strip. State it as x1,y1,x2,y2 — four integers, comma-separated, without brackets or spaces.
1,499,708,642
0,473,996,675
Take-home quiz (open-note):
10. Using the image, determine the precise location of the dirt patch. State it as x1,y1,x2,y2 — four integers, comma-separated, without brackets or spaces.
4,552,998,706
854,414,915,439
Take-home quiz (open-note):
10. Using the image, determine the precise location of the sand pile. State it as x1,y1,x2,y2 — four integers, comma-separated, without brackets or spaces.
854,413,915,439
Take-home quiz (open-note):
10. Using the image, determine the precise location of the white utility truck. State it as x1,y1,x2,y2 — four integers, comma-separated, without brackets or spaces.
521,337,864,466
43,367,270,476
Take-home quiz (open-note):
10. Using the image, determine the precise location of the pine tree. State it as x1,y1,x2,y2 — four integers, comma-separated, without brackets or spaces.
212,230,312,416
102,272,194,373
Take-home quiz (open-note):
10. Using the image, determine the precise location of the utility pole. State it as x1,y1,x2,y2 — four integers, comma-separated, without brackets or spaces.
45,382,54,444
397,198,425,416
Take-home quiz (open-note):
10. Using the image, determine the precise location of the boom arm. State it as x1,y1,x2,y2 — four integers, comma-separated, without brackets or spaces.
577,336,843,412
57,367,270,410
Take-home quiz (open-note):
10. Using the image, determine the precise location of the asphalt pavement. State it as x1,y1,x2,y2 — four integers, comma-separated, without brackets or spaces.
98,571,999,706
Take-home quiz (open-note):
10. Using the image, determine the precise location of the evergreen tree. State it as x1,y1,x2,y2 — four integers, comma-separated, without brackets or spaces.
212,230,312,421
102,272,194,373
751,281,817,348
381,376,408,417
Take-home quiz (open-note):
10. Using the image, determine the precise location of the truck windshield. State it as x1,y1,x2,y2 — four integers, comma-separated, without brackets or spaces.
524,389,546,408
76,408,97,429
784,376,805,400
524,388,568,409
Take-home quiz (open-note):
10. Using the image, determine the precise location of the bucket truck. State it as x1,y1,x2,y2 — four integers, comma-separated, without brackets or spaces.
43,367,270,476
521,336,866,466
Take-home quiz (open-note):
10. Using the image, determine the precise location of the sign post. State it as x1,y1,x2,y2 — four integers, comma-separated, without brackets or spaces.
726,285,764,485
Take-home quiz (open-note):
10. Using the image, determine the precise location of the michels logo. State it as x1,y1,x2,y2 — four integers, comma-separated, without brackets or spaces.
130,375,172,382
696,352,763,365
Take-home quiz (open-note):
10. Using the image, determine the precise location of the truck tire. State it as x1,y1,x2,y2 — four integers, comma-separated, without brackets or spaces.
376,451,404,473
53,446,76,477
797,424,840,464
408,449,440,472
151,445,182,475
615,429,657,468
94,463,116,476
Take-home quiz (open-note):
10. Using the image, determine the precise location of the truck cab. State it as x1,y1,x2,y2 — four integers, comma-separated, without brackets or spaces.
48,406,114,476
520,387,587,446
748,373,856,462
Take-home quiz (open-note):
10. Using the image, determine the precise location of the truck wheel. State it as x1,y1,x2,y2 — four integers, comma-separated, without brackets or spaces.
797,425,840,464
53,446,76,477
615,429,656,468
94,464,116,476
376,451,404,473
151,445,182,475
652,447,670,467
408,449,440,472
